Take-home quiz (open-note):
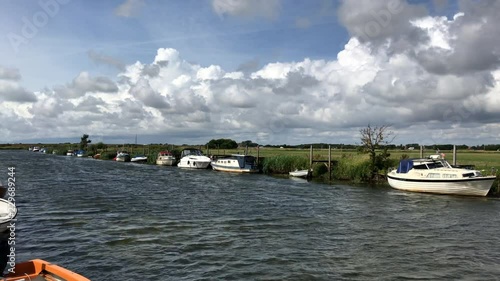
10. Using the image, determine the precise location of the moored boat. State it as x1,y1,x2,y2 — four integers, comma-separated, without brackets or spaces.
177,148,211,169
4,259,90,281
66,150,74,156
156,151,176,166
289,169,311,178
387,155,496,196
115,151,131,162
211,154,259,173
131,154,148,163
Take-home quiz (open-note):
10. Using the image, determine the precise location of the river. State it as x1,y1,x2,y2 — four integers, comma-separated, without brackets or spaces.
1,150,500,280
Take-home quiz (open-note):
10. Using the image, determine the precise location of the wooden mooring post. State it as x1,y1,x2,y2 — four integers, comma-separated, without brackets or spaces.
309,145,313,169
257,146,260,166
453,145,457,166
420,145,424,158
328,145,332,181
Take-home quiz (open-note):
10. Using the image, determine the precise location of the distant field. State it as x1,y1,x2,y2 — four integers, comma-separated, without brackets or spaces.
216,147,500,171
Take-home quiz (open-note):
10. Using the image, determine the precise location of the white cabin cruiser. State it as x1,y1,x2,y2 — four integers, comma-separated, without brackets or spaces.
156,151,176,166
177,148,211,169
115,151,131,162
211,154,259,173
387,155,496,196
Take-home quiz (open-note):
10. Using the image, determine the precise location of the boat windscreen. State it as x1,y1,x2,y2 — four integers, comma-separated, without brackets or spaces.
397,159,414,173
426,162,445,169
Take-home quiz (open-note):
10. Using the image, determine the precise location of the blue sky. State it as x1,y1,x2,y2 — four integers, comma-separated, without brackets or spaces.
1,0,500,145
1,0,349,91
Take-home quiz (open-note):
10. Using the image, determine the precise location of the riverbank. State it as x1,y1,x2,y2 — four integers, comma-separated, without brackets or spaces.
14,143,500,196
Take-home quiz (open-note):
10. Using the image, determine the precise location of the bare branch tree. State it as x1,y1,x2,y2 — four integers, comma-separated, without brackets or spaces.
360,124,395,179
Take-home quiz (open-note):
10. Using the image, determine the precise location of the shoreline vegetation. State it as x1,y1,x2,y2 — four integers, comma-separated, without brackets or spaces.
2,142,500,196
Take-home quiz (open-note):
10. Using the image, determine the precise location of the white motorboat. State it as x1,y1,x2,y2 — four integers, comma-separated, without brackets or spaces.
115,151,131,162
387,155,496,196
131,154,148,163
32,146,40,152
289,169,311,178
177,148,211,169
211,154,259,173
66,150,74,156
156,151,176,166
0,198,17,232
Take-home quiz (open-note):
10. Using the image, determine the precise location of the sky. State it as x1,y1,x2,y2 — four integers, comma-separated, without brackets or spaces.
1,0,500,145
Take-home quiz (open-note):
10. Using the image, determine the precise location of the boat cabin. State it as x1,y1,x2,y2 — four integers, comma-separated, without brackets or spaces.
180,148,203,158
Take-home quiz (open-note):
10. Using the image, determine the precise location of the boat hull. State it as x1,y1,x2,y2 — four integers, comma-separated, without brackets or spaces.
156,158,175,166
178,158,211,169
387,175,496,196
116,156,131,162
211,163,258,173
289,170,310,178
178,161,211,169
5,259,90,281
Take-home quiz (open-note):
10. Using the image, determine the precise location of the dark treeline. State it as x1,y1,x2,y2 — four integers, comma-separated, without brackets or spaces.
2,142,500,151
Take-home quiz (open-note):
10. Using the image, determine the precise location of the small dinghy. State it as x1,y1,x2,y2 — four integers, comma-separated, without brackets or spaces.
289,169,311,178
4,259,91,281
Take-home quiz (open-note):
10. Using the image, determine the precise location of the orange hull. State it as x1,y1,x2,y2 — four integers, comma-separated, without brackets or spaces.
5,259,90,281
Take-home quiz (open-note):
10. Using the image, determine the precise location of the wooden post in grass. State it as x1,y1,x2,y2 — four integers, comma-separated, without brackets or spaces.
257,146,260,166
309,145,313,168
453,145,457,166
328,145,332,181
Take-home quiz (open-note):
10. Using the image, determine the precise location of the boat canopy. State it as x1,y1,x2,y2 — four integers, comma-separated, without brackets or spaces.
236,155,255,168
397,159,414,173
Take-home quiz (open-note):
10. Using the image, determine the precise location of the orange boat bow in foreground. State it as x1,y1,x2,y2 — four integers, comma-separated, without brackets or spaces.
4,259,90,281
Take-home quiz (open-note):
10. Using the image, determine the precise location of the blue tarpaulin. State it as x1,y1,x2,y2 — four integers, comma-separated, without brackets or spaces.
397,159,414,173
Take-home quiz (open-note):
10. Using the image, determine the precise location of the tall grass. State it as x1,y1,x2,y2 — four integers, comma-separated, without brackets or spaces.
332,155,372,183
262,155,309,174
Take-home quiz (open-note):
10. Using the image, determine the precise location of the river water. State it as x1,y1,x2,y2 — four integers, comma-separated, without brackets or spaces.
1,150,499,280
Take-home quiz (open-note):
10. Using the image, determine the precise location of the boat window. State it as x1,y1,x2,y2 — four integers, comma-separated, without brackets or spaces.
426,162,445,169
427,173,441,178
442,174,458,178
413,164,428,170
462,172,475,178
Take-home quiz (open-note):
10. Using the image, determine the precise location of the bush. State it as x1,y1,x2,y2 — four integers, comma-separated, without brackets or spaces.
101,152,117,160
312,163,328,177
332,157,372,183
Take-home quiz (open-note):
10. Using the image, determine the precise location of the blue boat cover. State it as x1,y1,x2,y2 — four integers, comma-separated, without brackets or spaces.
397,159,414,173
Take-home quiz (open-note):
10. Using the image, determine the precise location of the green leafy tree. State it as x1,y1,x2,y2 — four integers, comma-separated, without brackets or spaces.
79,134,92,150
207,138,238,149
240,140,259,147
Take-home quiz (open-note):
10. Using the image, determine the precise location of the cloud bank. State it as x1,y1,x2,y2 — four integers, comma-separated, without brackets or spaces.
2,0,500,145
